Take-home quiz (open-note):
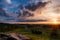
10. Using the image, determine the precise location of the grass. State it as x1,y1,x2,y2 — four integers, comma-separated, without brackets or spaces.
1,24,60,40
2,27,50,40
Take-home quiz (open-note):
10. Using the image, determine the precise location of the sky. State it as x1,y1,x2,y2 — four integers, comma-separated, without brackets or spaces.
1,0,60,12
0,0,60,23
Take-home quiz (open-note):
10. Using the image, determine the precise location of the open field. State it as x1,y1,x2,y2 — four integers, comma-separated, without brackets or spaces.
0,23,60,40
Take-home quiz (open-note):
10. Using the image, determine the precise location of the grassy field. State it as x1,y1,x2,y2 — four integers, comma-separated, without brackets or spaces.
2,28,49,40
1,24,60,40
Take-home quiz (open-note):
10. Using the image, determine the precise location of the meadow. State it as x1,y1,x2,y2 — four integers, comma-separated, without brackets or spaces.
0,23,60,40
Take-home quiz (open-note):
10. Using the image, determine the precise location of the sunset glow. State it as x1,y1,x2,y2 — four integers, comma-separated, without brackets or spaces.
51,18,58,24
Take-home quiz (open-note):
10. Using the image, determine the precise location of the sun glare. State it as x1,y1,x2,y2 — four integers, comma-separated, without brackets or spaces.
47,12,59,24
52,18,58,24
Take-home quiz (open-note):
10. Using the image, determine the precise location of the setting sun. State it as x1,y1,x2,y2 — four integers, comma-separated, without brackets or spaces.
52,18,58,24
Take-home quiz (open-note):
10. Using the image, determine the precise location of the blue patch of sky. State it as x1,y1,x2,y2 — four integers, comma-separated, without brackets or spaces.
0,0,42,13
4,0,30,13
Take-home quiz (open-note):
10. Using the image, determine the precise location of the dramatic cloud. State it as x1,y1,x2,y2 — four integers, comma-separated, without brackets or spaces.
25,0,60,20
0,0,60,23
6,0,11,4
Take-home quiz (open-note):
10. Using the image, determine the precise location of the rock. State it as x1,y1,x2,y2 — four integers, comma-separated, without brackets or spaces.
0,33,32,40
17,34,32,40
0,33,17,40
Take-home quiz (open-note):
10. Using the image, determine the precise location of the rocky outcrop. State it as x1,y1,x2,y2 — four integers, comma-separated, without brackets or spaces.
0,33,32,40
